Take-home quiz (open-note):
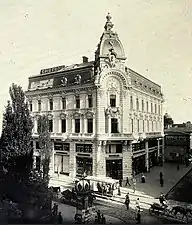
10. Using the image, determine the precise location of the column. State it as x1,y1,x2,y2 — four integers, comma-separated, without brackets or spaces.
69,142,76,178
84,117,87,134
108,116,111,134
122,141,133,179
34,118,37,133
80,116,83,134
72,118,75,133
96,141,106,176
93,117,96,134
145,141,149,172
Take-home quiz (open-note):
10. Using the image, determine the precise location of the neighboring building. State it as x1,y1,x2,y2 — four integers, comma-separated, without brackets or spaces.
164,122,192,163
25,14,164,184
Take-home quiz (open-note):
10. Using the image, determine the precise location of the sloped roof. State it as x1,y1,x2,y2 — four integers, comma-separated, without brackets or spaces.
165,167,192,203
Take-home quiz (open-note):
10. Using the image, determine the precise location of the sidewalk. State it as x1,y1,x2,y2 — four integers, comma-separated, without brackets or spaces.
53,201,124,224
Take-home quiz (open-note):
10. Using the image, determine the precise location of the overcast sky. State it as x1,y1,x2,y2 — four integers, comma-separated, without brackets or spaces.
0,0,192,127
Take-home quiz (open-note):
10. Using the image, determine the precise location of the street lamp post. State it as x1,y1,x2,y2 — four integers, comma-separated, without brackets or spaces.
74,173,92,224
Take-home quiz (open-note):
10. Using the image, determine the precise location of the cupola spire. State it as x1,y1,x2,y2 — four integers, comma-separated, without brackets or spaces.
104,13,114,32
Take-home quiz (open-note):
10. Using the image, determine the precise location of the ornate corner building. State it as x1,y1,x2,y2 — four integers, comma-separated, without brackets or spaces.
25,14,164,183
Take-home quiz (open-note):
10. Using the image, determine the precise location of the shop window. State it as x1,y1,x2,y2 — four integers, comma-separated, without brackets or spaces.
87,118,93,133
49,119,53,132
75,119,80,133
61,119,66,133
54,154,69,175
38,100,41,112
76,96,80,109
88,95,93,108
110,95,116,107
54,142,70,151
111,118,118,133
49,99,53,111
76,157,92,176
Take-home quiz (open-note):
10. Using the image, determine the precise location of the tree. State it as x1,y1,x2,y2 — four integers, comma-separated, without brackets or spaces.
164,113,174,129
0,83,33,180
37,115,52,186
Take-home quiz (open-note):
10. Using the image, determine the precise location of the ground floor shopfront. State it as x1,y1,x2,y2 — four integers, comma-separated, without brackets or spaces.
33,137,164,182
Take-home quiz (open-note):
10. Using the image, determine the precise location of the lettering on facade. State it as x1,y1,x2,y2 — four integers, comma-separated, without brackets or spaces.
31,79,54,90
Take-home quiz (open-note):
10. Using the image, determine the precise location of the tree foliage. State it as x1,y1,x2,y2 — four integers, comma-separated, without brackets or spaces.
164,113,174,129
0,83,33,179
37,115,52,186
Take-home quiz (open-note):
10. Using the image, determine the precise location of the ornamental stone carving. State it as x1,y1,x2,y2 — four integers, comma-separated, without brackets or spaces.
60,113,67,120
74,74,81,84
61,76,68,86
73,112,81,119
105,106,121,118
107,77,120,92
85,111,94,119
47,114,53,120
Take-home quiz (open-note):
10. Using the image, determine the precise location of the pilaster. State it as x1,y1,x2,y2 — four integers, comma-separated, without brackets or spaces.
122,141,132,179
69,142,76,178
145,141,149,171
96,141,106,176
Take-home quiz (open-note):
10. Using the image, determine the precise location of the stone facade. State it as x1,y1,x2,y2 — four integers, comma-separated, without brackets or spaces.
26,14,164,184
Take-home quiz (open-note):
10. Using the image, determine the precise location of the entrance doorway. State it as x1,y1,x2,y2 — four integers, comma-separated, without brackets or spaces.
106,159,122,179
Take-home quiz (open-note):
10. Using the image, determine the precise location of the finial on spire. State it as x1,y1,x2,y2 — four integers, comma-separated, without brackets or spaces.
104,13,114,32
106,12,112,22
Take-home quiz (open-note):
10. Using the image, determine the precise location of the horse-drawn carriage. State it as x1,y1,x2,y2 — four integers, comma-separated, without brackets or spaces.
149,203,192,224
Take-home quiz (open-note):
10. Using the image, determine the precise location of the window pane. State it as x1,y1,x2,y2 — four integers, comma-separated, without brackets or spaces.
61,119,66,133
75,119,80,133
87,119,93,133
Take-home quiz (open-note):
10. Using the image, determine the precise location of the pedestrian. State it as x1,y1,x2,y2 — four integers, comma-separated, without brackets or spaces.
119,179,122,187
133,177,136,193
160,177,164,187
118,186,121,195
52,203,58,217
136,198,140,211
57,212,63,224
125,193,130,210
136,209,141,224
141,173,146,183
177,164,180,171
160,172,163,179
159,193,166,206
125,177,131,186
97,210,101,223
101,214,106,224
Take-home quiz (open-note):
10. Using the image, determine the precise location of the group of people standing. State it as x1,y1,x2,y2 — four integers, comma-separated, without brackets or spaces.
52,203,63,224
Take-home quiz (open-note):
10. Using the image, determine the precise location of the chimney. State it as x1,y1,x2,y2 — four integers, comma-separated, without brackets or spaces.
82,56,88,63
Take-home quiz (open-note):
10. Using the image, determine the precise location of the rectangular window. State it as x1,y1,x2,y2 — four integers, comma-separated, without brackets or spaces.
131,119,134,132
142,100,144,112
62,98,66,110
61,119,66,133
116,144,122,153
29,101,33,111
36,156,41,171
155,104,157,114
36,141,40,149
158,105,160,115
87,118,93,133
136,98,139,110
38,100,41,112
49,120,53,132
54,154,69,175
76,96,80,109
110,94,116,107
152,121,154,131
130,96,133,110
49,99,53,111
147,120,149,132
75,119,80,133
146,101,149,112
111,118,118,133
88,95,93,108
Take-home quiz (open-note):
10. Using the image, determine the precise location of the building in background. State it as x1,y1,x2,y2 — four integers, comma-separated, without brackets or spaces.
25,14,164,184
164,121,192,163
